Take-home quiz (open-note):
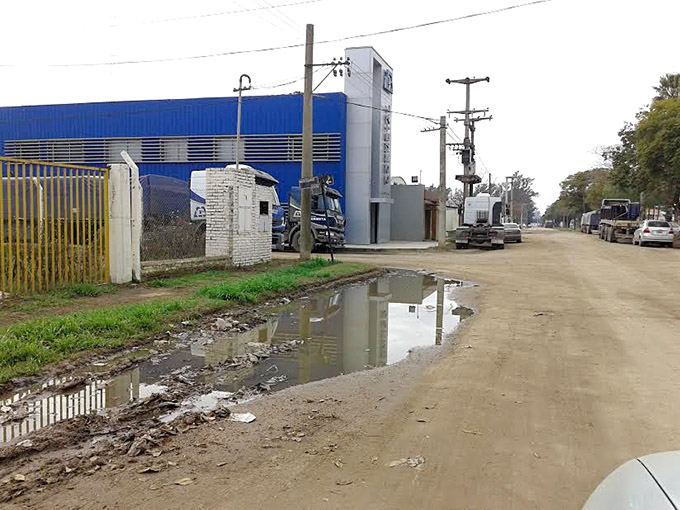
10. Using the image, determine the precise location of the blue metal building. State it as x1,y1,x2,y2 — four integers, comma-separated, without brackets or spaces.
0,92,347,206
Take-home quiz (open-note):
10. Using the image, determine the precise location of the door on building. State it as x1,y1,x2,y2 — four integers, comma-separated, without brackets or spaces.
370,203,379,244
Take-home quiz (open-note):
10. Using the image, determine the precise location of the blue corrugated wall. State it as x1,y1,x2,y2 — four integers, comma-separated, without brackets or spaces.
0,92,347,205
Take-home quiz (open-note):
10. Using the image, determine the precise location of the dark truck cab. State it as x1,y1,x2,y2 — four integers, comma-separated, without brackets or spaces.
284,186,345,252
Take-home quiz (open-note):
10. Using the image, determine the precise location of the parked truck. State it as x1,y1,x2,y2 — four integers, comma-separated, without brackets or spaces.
599,199,641,243
580,210,601,234
455,194,505,250
283,186,345,252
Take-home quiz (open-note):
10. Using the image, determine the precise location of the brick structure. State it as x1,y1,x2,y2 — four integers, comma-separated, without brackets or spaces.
205,165,273,266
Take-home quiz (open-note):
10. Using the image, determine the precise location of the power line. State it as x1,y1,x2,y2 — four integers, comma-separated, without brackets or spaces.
315,93,438,123
113,0,326,26
1,0,554,68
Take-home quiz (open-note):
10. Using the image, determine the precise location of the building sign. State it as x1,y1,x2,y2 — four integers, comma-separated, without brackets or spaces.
382,69,393,94
381,105,392,194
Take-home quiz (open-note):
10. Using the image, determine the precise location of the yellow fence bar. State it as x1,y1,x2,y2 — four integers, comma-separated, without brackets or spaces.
21,163,28,293
88,174,93,282
49,166,56,291
7,162,14,295
56,166,63,286
74,168,81,284
80,169,85,283
69,168,75,284
0,162,5,298
14,162,21,293
29,164,35,294
37,165,44,293
91,175,97,282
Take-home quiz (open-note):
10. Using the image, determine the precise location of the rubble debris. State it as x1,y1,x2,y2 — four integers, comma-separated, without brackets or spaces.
388,457,425,469
137,464,163,474
462,429,483,436
214,318,231,331
127,434,161,457
174,478,195,486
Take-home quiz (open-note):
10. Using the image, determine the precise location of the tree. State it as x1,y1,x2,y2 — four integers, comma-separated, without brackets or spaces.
653,73,680,102
448,188,464,208
635,98,680,218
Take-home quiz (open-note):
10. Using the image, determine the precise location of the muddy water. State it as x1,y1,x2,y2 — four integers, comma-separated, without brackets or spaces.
0,272,471,443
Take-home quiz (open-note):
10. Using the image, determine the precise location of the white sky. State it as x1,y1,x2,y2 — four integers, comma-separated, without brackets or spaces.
1,0,678,210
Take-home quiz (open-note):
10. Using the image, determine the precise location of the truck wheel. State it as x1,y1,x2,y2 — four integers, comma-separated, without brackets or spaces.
291,231,301,252
291,231,315,253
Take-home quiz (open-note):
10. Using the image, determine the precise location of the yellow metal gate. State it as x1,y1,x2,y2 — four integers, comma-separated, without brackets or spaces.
0,158,109,295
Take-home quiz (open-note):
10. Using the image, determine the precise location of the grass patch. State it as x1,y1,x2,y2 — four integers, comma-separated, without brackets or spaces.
147,270,233,289
3,283,117,317
0,298,222,384
59,283,116,298
197,259,366,303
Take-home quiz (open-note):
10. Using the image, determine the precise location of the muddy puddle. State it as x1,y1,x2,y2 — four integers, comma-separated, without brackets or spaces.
0,272,472,444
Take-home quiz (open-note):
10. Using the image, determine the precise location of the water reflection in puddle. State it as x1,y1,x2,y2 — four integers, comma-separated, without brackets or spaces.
0,272,470,443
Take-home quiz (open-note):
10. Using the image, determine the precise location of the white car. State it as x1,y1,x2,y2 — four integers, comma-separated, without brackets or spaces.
632,220,675,247
583,451,680,509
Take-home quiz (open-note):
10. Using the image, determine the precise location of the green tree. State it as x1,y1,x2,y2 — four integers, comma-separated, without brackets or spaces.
653,73,680,102
635,98,680,217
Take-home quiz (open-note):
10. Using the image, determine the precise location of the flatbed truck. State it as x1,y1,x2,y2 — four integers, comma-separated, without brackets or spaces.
598,199,641,244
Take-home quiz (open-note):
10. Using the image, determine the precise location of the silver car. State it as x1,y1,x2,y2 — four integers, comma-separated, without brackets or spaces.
502,223,522,243
633,220,675,247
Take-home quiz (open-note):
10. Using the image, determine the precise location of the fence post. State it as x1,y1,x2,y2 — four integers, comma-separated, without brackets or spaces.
107,164,133,284
121,151,142,282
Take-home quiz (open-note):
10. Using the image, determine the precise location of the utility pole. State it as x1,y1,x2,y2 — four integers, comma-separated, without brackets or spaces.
505,175,516,223
300,24,314,261
438,116,447,249
234,74,252,170
421,116,448,248
446,77,490,201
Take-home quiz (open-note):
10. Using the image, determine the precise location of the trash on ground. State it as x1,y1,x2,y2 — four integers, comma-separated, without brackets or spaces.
174,477,195,486
229,413,256,423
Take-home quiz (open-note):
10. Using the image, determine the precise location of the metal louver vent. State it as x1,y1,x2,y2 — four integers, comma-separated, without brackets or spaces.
5,133,342,164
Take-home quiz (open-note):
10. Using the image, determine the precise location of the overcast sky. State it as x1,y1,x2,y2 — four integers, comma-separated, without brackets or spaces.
1,0,678,210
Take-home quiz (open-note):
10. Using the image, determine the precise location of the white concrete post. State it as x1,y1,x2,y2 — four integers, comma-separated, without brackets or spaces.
108,164,133,284
121,151,143,282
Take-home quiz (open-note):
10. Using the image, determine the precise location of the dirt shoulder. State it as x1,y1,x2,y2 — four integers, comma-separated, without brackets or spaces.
7,230,680,509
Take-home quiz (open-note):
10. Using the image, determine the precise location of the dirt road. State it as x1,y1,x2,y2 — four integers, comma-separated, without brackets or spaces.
10,229,680,509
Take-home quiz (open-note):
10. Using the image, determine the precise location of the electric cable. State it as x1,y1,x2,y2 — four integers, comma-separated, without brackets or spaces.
0,0,554,67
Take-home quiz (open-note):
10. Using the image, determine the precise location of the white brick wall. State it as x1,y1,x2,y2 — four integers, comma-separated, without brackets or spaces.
205,167,272,266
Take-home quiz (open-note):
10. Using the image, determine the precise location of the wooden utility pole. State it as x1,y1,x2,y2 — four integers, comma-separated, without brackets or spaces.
300,24,314,261
421,116,448,248
438,116,447,249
